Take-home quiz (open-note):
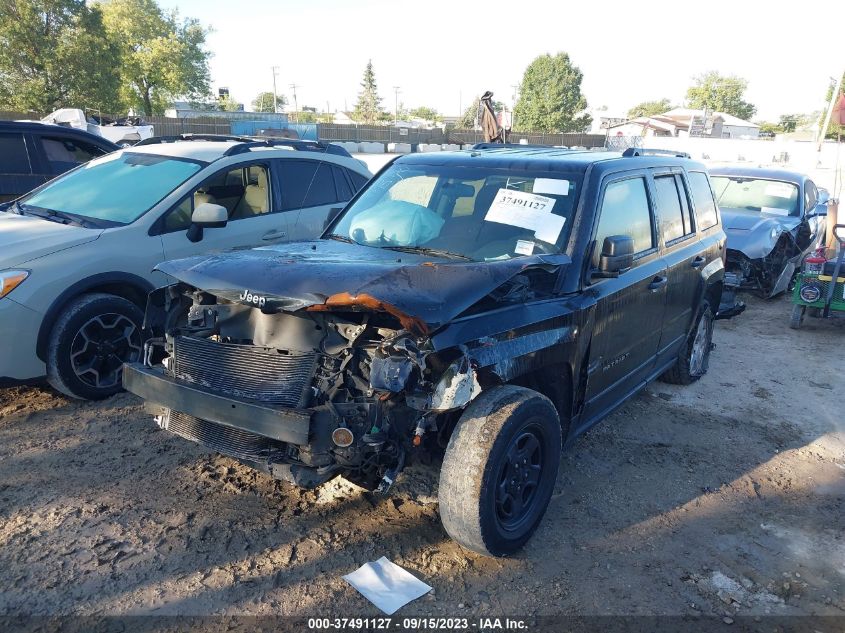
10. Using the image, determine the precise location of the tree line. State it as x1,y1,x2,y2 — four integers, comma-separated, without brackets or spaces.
351,57,770,134
2,3,836,136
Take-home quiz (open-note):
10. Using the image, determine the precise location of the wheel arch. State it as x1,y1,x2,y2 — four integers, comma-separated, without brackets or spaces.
507,361,574,440
36,272,154,362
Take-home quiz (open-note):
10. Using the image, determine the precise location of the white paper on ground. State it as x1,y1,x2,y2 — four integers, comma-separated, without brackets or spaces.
533,177,570,196
343,556,432,615
485,188,566,243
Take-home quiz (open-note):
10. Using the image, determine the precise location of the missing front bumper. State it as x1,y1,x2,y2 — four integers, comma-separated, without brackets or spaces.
122,362,311,445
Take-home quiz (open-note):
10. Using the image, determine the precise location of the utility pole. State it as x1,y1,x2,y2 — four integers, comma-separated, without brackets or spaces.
289,83,299,123
818,70,844,151
271,66,280,113
393,86,401,125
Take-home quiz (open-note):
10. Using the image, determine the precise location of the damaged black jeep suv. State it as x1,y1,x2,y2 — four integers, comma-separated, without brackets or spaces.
124,145,732,556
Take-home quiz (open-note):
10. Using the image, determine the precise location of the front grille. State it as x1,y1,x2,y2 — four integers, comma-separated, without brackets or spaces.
163,410,272,463
172,335,316,407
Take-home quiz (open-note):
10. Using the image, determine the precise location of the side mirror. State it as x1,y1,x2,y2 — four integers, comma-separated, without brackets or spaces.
192,202,228,227
596,235,634,277
187,203,227,243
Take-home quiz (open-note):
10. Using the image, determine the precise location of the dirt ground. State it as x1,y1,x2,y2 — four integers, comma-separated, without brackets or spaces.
0,294,843,618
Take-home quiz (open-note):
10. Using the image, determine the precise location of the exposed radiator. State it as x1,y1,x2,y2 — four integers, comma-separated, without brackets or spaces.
172,335,316,407
162,410,272,463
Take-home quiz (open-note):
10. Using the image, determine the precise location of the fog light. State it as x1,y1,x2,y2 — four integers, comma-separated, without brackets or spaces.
332,427,354,447
799,283,822,303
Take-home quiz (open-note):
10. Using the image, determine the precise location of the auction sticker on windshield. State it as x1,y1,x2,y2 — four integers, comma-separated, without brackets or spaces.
485,188,565,243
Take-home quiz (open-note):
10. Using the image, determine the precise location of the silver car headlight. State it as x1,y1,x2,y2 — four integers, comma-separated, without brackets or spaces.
0,270,30,299
770,226,782,241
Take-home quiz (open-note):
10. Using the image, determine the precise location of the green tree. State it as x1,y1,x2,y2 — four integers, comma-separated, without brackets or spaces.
685,71,756,120
757,121,781,136
409,106,440,123
458,96,503,128
99,0,211,115
293,111,318,123
218,94,240,112
0,0,122,113
251,91,287,113
627,98,672,118
778,114,800,133
513,53,591,132
352,60,384,124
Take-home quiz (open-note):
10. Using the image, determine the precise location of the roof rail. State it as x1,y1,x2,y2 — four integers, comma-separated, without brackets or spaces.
223,139,351,158
471,142,568,151
622,147,691,159
135,133,255,146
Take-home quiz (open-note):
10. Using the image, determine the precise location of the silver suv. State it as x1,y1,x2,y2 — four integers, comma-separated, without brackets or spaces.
0,135,371,399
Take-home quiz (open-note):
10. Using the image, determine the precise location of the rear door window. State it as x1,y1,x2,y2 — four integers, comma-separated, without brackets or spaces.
654,175,686,242
594,176,654,264
0,133,32,174
688,171,719,229
277,159,339,209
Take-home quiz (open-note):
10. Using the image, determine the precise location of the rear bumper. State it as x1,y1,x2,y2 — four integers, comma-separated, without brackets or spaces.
122,362,311,445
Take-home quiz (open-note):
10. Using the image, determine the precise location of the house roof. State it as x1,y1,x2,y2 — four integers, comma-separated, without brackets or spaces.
662,108,759,128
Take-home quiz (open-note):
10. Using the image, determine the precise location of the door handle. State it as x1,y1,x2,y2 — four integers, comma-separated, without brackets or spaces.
691,256,706,269
648,276,668,291
262,229,286,241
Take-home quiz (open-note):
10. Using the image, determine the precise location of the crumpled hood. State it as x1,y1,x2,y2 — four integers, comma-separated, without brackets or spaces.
0,212,101,266
155,240,570,332
720,207,799,232
720,207,799,260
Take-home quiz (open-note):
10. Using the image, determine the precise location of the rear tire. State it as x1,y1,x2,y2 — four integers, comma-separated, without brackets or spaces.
789,304,805,330
439,385,561,557
46,293,144,400
661,298,715,385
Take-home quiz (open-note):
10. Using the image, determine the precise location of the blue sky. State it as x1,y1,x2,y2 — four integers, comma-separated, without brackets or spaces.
158,0,844,121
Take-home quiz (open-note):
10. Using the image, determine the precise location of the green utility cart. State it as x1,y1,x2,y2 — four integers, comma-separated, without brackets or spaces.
790,224,845,329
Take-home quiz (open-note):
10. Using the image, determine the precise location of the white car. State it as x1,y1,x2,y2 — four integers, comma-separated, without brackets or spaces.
0,136,372,399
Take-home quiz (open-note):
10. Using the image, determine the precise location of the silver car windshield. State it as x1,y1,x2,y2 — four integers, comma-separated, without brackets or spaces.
21,152,203,225
710,176,800,217
330,163,580,261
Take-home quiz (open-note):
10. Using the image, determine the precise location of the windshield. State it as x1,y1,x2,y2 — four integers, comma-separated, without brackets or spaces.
329,162,580,261
710,176,799,217
21,152,203,225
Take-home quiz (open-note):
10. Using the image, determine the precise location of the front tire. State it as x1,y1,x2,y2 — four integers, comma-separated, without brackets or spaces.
661,298,715,385
439,385,561,557
46,293,144,400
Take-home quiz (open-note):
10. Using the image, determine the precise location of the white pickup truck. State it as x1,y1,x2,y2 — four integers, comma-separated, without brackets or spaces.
41,108,154,147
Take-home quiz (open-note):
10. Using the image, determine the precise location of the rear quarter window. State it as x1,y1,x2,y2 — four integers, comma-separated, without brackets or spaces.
688,171,719,229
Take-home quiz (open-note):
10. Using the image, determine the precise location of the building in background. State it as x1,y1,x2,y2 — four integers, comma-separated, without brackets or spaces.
607,108,760,139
